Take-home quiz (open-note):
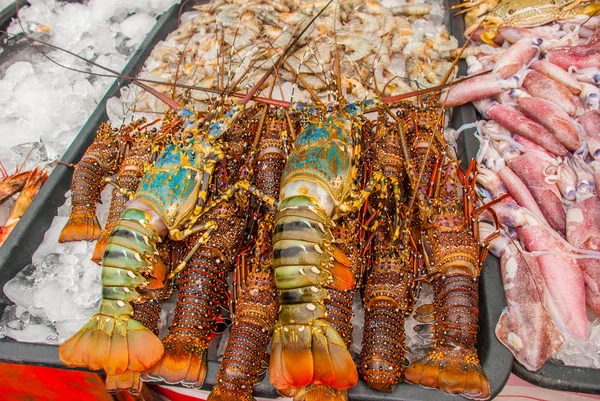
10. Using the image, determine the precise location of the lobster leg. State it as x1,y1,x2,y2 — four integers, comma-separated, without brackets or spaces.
199,179,280,218
168,221,217,277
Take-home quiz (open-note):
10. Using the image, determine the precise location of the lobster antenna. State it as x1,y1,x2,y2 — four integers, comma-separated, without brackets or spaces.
333,3,343,106
240,0,334,106
283,59,323,105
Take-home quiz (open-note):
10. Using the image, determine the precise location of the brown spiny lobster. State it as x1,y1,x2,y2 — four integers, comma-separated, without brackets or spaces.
358,111,418,392
141,107,258,389
92,119,162,262
208,107,288,401
400,95,494,401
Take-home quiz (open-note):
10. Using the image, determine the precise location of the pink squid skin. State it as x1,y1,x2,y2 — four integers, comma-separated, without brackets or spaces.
516,97,581,151
566,197,600,316
491,233,564,371
508,153,567,236
493,37,541,79
513,135,553,155
530,60,582,95
579,111,600,160
492,166,551,226
485,103,568,156
517,223,588,339
546,40,600,70
522,71,578,116
441,73,511,107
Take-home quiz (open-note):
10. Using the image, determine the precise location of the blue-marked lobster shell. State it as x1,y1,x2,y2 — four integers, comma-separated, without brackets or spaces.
58,106,241,377
269,100,377,400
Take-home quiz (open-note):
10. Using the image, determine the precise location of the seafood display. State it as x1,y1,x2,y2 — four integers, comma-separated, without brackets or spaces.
0,0,522,400
446,2,600,371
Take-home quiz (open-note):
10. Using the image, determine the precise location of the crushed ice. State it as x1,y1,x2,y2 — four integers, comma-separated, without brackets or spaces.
0,0,179,341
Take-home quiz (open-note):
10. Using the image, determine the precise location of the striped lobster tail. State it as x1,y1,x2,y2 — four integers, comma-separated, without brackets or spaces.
269,198,357,396
404,223,489,400
60,122,120,242
208,263,278,401
359,116,413,392
144,246,227,388
59,207,167,376
105,297,162,394
209,112,285,401
93,131,155,262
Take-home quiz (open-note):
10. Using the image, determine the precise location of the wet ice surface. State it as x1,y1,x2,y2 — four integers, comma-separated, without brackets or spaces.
553,314,600,369
0,185,111,343
0,0,178,223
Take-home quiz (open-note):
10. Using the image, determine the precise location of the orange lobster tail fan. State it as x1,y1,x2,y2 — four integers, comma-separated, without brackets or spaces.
270,321,358,394
58,315,163,375
293,384,348,401
92,239,109,264
142,334,208,388
105,370,143,394
404,353,490,400
59,215,102,242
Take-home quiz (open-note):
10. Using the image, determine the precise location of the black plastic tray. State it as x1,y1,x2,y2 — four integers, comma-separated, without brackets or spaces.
447,0,600,395
0,2,23,30
0,1,512,400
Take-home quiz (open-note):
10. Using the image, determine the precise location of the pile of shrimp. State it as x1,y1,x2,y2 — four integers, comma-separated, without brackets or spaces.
117,0,459,118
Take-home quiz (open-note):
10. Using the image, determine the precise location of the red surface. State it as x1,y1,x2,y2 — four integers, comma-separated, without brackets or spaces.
0,362,112,401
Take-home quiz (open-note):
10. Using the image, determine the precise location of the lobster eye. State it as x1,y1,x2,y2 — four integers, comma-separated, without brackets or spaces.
507,8,515,14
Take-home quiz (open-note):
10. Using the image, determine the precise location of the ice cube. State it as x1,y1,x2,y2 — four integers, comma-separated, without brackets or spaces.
4,61,35,84
3,264,42,314
120,13,157,45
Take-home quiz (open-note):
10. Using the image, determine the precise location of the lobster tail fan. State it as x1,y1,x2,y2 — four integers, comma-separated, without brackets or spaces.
270,321,358,394
58,314,163,375
59,215,102,242
293,384,348,401
405,354,490,400
105,371,143,395
142,334,208,389
92,239,109,264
